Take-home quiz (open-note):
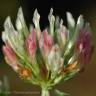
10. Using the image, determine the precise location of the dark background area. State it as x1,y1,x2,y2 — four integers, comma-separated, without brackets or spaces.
0,0,96,96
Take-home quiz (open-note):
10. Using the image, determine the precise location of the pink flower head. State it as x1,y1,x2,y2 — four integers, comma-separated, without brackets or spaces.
26,29,37,58
75,23,93,64
39,29,53,57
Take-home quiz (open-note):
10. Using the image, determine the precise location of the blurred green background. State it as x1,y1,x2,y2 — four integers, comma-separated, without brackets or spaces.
0,0,96,96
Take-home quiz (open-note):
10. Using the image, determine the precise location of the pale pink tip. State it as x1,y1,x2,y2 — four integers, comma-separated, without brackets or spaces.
2,44,17,66
26,29,37,58
39,29,54,57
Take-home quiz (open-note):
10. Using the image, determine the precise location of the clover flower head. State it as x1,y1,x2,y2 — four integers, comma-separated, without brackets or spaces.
2,7,93,96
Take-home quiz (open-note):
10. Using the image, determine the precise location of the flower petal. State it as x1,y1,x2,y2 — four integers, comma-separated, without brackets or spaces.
39,29,53,57
48,44,64,77
2,44,19,71
26,29,37,58
75,23,93,64
33,9,41,39
16,7,29,37
48,8,55,36
57,25,68,49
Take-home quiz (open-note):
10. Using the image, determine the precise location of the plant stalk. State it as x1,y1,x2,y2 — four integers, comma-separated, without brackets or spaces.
41,88,50,96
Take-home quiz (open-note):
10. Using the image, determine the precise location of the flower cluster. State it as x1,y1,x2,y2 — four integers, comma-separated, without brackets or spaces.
2,7,93,96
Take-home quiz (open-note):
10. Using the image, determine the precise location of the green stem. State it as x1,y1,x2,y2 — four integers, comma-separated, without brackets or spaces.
41,88,50,96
